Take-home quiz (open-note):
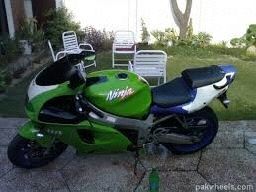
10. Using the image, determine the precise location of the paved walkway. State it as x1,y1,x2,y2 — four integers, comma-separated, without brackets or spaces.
0,118,255,192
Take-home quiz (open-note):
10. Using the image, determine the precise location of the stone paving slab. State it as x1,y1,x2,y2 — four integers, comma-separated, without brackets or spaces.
0,118,27,129
0,129,18,146
0,169,69,192
209,130,244,149
245,132,256,154
198,148,256,187
60,153,137,192
0,147,13,178
136,171,217,192
0,118,256,191
141,151,201,171
219,121,256,132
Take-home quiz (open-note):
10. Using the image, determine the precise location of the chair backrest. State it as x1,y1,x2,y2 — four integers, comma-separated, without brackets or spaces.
113,31,136,52
62,31,80,52
133,50,167,66
132,50,167,76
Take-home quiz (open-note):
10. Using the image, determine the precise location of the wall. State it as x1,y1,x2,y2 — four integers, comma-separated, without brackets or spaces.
32,0,56,27
0,0,9,34
10,0,25,32
24,0,33,18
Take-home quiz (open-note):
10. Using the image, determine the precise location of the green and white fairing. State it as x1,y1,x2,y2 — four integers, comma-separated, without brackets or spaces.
26,70,152,121
84,70,152,119
23,65,152,153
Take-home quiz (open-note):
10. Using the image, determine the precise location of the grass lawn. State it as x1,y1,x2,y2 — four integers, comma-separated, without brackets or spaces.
0,51,255,120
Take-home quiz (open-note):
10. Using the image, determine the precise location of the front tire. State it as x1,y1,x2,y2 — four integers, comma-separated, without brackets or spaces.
162,107,218,154
8,135,67,169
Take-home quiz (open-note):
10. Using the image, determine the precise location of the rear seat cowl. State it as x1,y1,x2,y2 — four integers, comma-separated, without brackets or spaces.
181,65,225,89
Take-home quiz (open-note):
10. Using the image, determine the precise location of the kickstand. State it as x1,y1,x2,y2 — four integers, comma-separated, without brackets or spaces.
133,149,147,192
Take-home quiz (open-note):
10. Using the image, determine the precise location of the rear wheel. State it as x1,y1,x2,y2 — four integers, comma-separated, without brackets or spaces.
8,135,67,169
161,107,218,154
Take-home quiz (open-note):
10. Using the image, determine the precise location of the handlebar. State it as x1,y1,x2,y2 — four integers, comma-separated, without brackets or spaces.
75,93,104,118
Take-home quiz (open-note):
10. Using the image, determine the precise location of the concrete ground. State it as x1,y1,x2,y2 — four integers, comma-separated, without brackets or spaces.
0,118,255,192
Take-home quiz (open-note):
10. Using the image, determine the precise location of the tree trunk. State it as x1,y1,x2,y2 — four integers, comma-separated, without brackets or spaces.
169,0,192,39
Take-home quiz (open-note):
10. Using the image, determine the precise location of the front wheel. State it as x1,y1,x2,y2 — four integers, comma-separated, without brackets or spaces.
162,107,218,154
8,135,67,169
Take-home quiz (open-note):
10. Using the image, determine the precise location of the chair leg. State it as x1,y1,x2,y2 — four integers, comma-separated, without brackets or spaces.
164,71,167,83
112,51,115,68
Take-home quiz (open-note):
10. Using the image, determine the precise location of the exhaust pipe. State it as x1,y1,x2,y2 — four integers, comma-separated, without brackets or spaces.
157,133,200,144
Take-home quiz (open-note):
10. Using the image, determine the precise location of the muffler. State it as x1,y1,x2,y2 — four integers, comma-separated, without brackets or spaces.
156,133,200,144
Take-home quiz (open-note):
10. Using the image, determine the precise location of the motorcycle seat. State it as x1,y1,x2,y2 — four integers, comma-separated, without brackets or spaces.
181,65,225,89
152,77,192,108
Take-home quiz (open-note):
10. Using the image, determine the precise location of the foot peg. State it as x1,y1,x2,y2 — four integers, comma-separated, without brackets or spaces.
218,92,230,108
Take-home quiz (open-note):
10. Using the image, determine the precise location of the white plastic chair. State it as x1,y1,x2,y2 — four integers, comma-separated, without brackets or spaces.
48,40,73,61
128,50,167,85
112,31,136,68
62,31,96,68
48,40,86,73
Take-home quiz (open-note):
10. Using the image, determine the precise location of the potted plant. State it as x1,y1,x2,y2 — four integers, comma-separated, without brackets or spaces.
19,18,44,55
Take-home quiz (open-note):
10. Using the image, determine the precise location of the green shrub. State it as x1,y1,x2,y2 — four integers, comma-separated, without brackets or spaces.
0,35,21,64
231,24,256,48
81,26,114,52
0,69,8,93
44,7,81,49
246,24,256,46
141,18,150,44
230,37,247,48
151,28,212,48
192,32,212,47
151,28,178,46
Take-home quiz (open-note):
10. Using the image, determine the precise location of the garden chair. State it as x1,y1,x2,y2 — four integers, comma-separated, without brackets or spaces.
48,40,73,61
128,50,167,86
48,40,87,73
62,31,96,68
112,31,136,68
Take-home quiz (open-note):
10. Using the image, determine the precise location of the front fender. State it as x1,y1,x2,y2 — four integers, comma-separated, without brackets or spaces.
18,121,54,147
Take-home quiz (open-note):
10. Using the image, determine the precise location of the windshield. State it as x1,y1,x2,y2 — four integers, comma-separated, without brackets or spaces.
35,56,73,86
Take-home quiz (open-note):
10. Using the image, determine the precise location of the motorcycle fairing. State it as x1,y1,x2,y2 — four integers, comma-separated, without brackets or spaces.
18,120,132,153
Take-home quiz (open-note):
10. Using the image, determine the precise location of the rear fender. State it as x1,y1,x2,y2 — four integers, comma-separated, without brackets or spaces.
18,121,54,147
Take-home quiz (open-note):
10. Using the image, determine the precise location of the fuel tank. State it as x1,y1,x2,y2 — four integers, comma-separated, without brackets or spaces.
84,70,152,119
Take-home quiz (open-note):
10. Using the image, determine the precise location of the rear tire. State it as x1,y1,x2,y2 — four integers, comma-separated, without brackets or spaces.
162,107,218,154
8,135,67,169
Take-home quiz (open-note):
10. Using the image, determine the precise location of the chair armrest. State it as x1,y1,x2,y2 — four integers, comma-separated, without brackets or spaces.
128,60,134,71
55,50,75,60
79,43,94,50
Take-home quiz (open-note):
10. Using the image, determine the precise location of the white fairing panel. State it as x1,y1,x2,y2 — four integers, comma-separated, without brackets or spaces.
28,77,58,101
183,72,235,113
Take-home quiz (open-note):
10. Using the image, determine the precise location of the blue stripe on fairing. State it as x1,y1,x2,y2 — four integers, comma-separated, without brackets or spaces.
151,104,188,115
150,88,197,116
218,64,237,74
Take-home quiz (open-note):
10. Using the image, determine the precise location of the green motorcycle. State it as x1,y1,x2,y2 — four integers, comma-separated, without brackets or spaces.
8,50,236,168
